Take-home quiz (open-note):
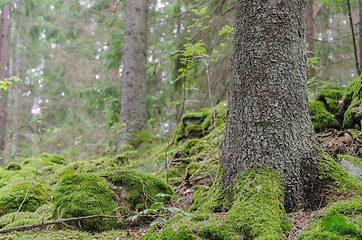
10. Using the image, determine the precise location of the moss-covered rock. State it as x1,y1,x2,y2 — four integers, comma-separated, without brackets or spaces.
337,154,362,181
52,172,119,231
318,150,362,201
38,153,66,165
131,129,157,148
139,226,195,240
342,76,362,129
104,171,173,210
0,182,49,216
309,100,339,132
4,162,22,171
316,88,343,115
298,196,362,239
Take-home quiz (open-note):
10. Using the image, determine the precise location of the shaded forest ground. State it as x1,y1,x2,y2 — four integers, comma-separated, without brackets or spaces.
0,79,362,239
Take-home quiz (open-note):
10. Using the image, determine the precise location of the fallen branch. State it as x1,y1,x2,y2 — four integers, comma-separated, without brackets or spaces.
0,214,123,234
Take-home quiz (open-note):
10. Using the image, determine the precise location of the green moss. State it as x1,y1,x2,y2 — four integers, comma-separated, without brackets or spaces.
316,88,343,114
190,185,209,212
191,215,209,222
198,223,236,240
0,182,49,216
309,100,339,132
104,171,173,209
185,124,202,136
139,227,194,240
337,154,362,167
181,139,205,156
114,150,142,164
131,129,157,148
342,76,362,108
343,97,361,129
298,196,362,240
318,150,362,194
226,167,287,240
4,162,21,171
52,172,119,231
38,153,66,165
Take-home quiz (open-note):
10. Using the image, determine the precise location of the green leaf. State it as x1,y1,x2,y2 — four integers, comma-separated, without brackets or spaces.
0,0,11,7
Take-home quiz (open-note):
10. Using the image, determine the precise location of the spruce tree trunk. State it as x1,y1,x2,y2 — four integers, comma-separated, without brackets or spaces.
115,0,148,150
0,4,10,158
306,0,315,77
221,0,318,212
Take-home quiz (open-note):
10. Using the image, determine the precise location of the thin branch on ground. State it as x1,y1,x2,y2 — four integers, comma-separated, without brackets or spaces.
0,214,124,234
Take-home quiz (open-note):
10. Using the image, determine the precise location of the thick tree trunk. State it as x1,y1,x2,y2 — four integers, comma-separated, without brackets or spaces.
306,0,315,78
0,4,10,158
115,0,148,150
221,0,318,212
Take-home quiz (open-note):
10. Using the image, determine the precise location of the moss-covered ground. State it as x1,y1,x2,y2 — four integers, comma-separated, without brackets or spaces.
1,100,362,239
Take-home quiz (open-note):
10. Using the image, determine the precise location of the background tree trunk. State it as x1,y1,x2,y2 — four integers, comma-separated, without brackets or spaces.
0,3,10,159
220,0,318,212
306,0,315,78
115,0,148,150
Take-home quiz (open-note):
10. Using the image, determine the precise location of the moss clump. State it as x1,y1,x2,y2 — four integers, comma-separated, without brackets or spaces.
114,150,142,165
191,215,209,222
309,100,339,132
139,226,194,240
318,150,362,194
316,88,343,114
342,76,362,108
298,196,362,239
341,76,362,129
190,185,209,212
4,162,21,171
131,129,157,148
0,181,49,216
52,172,119,231
181,139,205,156
198,223,236,240
105,171,173,209
38,153,66,165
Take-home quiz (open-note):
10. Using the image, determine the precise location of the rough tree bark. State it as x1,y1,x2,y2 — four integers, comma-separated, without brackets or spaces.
306,0,315,77
220,0,319,212
0,3,10,158
114,0,148,150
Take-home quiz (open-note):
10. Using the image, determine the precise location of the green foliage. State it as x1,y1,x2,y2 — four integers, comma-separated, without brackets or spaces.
0,77,19,91
4,162,21,171
52,173,119,231
104,171,173,209
0,182,49,216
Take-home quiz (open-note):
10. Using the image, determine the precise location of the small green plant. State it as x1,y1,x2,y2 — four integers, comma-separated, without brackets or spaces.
128,193,192,233
0,77,19,92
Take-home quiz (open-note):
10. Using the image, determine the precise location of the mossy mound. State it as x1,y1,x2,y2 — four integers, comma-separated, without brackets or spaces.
104,171,173,210
52,172,119,231
316,88,343,115
38,153,66,165
318,150,362,196
52,156,119,183
0,203,53,228
131,129,157,148
309,100,339,132
4,162,22,171
0,182,49,216
298,196,362,239
341,76,362,129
